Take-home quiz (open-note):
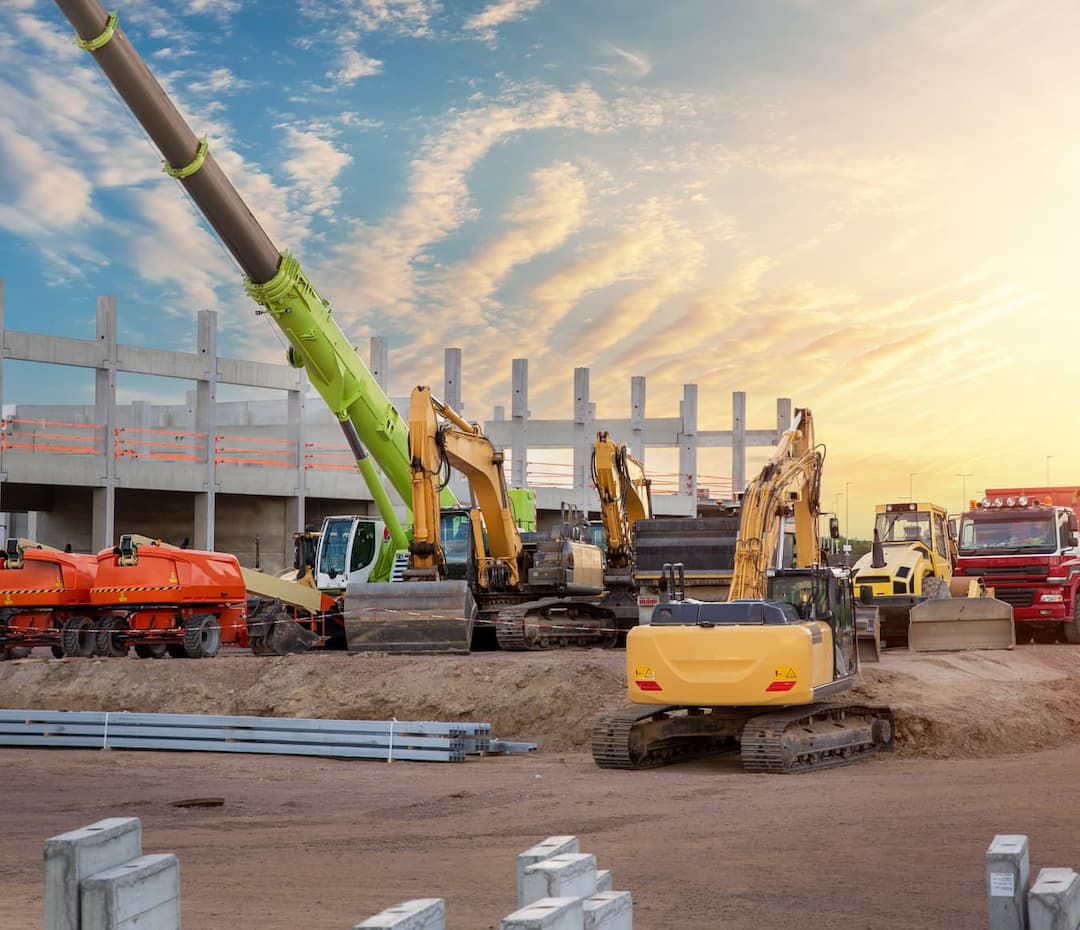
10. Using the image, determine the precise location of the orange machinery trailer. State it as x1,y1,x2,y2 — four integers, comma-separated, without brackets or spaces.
0,535,249,659
0,540,98,659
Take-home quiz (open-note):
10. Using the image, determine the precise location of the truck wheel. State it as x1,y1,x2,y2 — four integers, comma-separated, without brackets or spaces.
134,643,168,659
1063,598,1080,644
184,614,221,658
50,646,64,658
2,646,31,660
166,644,188,659
95,617,130,658
61,616,98,657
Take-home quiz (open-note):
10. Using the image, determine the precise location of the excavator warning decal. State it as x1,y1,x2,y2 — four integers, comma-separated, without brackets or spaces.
634,666,662,691
767,666,798,692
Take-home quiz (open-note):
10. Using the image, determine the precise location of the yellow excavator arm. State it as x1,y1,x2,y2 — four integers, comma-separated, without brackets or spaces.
728,408,823,600
408,386,523,589
592,432,653,570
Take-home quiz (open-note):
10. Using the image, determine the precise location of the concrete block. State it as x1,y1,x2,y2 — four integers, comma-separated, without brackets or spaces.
987,834,1029,930
45,817,143,930
1028,867,1080,930
517,836,580,907
583,891,632,930
596,870,612,893
522,853,597,907
354,898,445,930
502,897,584,930
80,854,179,930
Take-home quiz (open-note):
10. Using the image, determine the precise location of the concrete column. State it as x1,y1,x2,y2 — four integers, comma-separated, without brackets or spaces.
731,391,746,497
630,376,645,464
511,358,528,489
776,396,792,437
444,347,462,412
572,369,590,509
194,310,218,550
288,368,307,534
0,278,6,493
80,854,180,930
679,384,698,502
370,336,389,392
92,297,118,551
517,837,580,908
131,401,152,457
987,834,1029,930
44,817,142,930
354,898,445,930
1029,867,1080,930
522,853,598,907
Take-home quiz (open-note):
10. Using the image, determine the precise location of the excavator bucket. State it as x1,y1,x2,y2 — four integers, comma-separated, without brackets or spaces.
854,605,881,663
343,580,474,654
908,595,1014,652
245,597,324,655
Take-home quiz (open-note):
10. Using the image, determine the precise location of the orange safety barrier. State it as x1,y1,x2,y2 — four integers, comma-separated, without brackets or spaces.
214,432,296,468
1,417,105,456
114,426,207,463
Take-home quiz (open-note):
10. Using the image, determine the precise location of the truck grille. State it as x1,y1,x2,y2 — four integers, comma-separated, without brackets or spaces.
993,588,1036,608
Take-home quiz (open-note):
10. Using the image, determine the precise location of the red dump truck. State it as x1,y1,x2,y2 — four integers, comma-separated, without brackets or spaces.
953,488,1080,643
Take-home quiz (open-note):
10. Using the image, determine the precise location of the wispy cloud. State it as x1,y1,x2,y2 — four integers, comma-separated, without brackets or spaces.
328,46,384,85
592,44,652,79
465,0,542,43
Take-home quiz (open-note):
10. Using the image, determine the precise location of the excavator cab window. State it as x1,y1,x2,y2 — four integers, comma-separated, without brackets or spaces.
350,521,377,572
440,512,472,569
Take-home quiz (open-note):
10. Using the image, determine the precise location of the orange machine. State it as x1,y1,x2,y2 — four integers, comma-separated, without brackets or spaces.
87,535,249,659
0,539,98,658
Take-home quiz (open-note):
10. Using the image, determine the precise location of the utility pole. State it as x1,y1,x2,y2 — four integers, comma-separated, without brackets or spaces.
955,472,973,511
909,472,919,504
1047,455,1054,486
844,481,853,569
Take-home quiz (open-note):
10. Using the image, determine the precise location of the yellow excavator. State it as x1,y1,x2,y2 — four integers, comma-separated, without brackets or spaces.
591,431,654,629
592,408,895,773
345,386,617,652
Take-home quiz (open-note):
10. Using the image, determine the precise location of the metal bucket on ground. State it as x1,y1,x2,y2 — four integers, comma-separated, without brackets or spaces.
344,580,474,654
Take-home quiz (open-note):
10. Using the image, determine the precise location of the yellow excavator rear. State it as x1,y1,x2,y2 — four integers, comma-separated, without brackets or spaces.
592,408,895,773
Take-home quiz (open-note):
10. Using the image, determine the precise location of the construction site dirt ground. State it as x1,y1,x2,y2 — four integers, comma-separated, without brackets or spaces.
3,645,1080,929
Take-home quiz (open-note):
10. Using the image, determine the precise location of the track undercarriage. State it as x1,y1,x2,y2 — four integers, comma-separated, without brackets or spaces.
491,597,626,650
592,701,895,774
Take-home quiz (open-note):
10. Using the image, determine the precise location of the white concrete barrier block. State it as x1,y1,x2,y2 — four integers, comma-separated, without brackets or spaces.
522,854,597,907
987,834,1029,930
354,898,445,930
517,837,580,907
502,897,584,930
45,817,143,930
1028,867,1080,930
583,891,632,930
595,870,611,893
80,854,179,930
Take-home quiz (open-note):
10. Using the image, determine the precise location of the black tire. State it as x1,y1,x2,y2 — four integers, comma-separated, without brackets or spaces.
3,646,32,660
61,616,98,657
95,617,130,658
183,614,221,659
166,643,188,659
50,645,64,659
1064,596,1080,644
134,643,168,659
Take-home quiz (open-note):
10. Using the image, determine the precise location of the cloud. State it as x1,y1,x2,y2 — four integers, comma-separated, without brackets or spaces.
279,124,354,216
592,44,652,79
465,0,542,43
187,67,251,96
299,0,439,38
329,47,384,84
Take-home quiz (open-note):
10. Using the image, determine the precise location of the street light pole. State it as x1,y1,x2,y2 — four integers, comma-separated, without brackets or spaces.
955,472,973,511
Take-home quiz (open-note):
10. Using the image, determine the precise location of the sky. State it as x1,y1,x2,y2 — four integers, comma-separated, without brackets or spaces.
1,0,1078,537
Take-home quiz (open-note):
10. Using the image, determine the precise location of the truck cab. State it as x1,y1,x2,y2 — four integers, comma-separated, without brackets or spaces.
953,496,1080,643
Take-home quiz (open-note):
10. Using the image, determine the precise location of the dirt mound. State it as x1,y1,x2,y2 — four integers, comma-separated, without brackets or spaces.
3,645,1080,758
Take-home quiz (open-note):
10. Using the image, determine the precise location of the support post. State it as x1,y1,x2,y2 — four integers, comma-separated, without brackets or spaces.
573,368,590,511
511,358,528,489
630,376,645,464
92,296,118,551
517,837,580,908
987,834,1029,930
80,854,180,930
679,384,698,503
194,309,218,550
731,391,746,497
370,336,388,393
444,348,462,413
287,368,307,534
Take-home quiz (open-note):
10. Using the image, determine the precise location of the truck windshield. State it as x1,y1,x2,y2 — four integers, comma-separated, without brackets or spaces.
875,511,931,545
317,518,353,578
957,514,1057,555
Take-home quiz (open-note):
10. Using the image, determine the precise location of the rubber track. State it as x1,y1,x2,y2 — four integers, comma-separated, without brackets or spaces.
592,704,678,769
739,703,894,774
494,601,619,651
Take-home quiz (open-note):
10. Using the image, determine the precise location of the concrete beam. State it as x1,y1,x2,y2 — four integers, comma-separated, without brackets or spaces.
501,898,584,930
80,854,180,930
44,817,142,930
583,892,632,930
521,853,598,907
987,834,1029,930
1028,867,1080,930
517,836,580,908
354,898,445,930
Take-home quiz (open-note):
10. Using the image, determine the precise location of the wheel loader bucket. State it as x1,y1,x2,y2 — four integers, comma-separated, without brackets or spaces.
908,596,1014,652
344,580,474,654
855,605,881,663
